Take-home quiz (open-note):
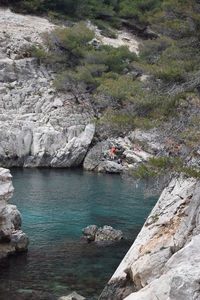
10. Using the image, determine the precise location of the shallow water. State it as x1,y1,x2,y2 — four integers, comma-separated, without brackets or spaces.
0,169,157,300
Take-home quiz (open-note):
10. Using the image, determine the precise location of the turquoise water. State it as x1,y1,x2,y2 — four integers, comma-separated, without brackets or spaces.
0,169,157,300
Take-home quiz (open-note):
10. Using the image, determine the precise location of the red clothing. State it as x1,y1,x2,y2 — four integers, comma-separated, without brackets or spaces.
110,147,115,154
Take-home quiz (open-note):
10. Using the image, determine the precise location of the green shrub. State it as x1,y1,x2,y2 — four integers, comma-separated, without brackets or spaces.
154,62,186,83
181,167,200,179
148,157,170,168
139,36,172,64
92,19,117,38
30,45,47,60
54,22,95,59
99,109,135,133
97,75,136,101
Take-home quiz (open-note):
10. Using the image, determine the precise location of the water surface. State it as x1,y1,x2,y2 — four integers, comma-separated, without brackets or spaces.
0,169,157,300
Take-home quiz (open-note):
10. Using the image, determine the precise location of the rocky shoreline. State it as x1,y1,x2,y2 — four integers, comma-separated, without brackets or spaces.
0,168,28,259
100,175,200,299
0,7,200,300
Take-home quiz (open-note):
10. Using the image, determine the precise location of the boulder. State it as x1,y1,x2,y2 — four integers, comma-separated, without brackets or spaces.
11,230,29,252
83,141,109,171
82,225,98,241
51,124,95,168
82,225,123,242
95,226,123,242
98,161,123,173
58,292,85,300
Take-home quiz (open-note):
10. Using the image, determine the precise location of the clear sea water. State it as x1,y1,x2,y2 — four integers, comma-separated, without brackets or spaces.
0,169,157,300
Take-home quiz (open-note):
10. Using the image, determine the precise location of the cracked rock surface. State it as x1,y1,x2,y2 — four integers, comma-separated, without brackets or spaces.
100,175,200,300
0,8,95,167
0,168,28,259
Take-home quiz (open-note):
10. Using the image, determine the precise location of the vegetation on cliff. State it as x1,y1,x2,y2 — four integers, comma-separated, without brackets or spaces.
1,0,199,178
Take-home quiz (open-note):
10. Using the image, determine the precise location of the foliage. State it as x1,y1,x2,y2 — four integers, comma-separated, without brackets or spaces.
30,45,47,60
44,24,137,90
119,0,162,24
54,22,95,59
19,0,200,138
97,75,136,101
131,156,200,180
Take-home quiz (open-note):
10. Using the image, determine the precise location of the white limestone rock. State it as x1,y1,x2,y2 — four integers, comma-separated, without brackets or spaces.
100,175,200,300
0,8,95,168
98,161,123,173
0,168,29,259
58,292,85,300
50,124,95,167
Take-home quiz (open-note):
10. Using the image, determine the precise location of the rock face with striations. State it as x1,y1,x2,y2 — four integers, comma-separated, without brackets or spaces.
100,175,200,300
0,8,95,168
0,168,29,259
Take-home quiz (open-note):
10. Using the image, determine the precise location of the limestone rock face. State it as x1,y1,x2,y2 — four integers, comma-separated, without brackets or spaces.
0,9,95,168
83,136,153,173
83,141,109,171
100,175,200,300
0,168,29,259
97,161,123,173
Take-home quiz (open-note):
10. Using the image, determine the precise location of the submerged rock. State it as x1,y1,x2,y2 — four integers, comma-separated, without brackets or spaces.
82,225,98,241
0,168,29,259
82,225,123,242
58,291,85,300
95,226,123,242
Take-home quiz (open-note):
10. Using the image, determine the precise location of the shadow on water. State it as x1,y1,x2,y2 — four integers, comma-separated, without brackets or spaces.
0,168,158,299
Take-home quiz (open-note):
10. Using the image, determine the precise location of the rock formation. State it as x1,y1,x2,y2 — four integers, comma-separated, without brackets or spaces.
82,225,123,242
0,168,29,259
83,136,153,173
100,175,200,300
58,292,86,300
0,8,95,167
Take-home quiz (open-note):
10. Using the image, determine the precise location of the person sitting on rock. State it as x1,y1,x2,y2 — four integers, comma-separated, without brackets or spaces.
110,147,116,160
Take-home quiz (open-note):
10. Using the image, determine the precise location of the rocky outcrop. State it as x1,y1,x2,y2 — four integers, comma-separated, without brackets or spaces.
0,168,29,259
100,175,200,300
0,8,95,167
83,136,153,173
58,292,85,300
82,225,123,242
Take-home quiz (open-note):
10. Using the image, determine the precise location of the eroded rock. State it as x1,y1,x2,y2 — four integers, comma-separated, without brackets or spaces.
0,8,95,168
100,175,200,300
82,225,123,242
0,167,29,259
58,291,86,300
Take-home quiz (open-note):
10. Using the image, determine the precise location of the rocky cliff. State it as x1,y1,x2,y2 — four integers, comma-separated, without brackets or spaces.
0,8,95,167
0,167,28,259
100,175,200,300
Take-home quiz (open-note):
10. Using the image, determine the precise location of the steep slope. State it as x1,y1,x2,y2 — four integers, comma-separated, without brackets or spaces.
0,8,95,167
100,175,200,299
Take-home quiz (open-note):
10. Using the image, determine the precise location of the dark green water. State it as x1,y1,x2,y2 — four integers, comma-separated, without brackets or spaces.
0,169,157,300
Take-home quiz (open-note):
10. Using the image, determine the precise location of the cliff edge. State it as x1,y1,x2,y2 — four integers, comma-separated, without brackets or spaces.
0,168,28,259
100,175,200,300
0,8,95,168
